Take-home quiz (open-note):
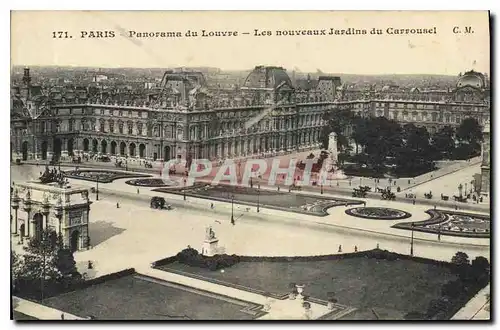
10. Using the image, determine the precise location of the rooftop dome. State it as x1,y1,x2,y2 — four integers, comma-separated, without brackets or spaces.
242,66,293,89
457,70,486,89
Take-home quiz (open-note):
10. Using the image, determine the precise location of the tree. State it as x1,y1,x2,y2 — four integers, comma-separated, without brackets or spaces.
471,256,490,273
321,108,355,151
431,126,456,159
456,117,483,145
451,252,470,267
15,229,82,300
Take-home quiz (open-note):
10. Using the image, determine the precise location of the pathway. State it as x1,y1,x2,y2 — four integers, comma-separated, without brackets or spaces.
12,297,85,320
451,284,490,320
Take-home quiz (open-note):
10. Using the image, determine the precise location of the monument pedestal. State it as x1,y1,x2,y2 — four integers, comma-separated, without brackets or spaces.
201,238,219,257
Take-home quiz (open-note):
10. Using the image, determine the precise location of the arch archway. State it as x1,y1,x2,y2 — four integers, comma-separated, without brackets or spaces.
129,143,136,157
119,142,126,156
101,140,108,154
92,139,98,153
83,138,90,152
139,144,146,158
110,141,117,155
67,138,74,156
53,138,62,160
33,213,44,241
22,141,28,161
70,230,80,252
41,141,48,160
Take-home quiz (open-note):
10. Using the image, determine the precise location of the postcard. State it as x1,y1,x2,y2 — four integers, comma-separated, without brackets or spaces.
10,10,490,321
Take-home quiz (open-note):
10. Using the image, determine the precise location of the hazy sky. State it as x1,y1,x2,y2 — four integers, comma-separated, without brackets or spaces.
11,11,490,75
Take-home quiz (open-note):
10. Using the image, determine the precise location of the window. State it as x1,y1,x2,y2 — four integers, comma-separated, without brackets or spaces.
100,120,105,133
119,121,124,134
69,120,74,132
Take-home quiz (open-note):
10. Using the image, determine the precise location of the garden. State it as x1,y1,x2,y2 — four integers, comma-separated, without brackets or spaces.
153,184,363,216
392,209,490,238
63,170,150,183
41,271,265,320
322,110,483,178
345,207,412,220
125,178,179,188
155,248,490,320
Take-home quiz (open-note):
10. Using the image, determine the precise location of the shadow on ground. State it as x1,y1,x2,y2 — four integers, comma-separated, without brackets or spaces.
88,221,126,247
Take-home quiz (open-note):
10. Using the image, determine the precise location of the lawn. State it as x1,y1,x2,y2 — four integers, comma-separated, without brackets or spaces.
159,257,457,319
154,184,362,216
41,274,263,320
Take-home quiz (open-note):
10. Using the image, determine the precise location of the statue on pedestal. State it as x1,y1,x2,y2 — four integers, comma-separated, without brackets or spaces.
205,226,216,241
202,225,219,256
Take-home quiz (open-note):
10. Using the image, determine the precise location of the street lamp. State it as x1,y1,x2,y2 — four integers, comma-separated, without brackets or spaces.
95,177,99,201
183,178,187,201
257,184,260,213
230,194,235,225
410,222,415,256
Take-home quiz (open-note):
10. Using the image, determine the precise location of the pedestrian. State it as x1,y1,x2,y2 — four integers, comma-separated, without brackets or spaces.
137,188,139,194
88,260,93,269
412,200,415,205
338,245,342,253
61,313,65,320
210,203,214,209
116,202,120,208
345,202,348,207
354,245,358,252
376,243,380,249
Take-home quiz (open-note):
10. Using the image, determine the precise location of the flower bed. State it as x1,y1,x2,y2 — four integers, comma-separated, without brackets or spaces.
63,170,150,183
345,207,412,220
125,178,178,188
153,184,363,217
392,209,490,238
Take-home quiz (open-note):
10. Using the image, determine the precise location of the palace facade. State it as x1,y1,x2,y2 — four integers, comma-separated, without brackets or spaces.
11,66,490,163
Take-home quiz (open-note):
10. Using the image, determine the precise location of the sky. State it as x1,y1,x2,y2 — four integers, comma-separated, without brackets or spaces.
10,11,490,75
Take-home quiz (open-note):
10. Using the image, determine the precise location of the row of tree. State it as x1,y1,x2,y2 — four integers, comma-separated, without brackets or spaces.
12,230,83,301
321,109,484,177
405,252,490,320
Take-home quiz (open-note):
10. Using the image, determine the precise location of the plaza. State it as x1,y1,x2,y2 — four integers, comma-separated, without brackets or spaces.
11,159,490,320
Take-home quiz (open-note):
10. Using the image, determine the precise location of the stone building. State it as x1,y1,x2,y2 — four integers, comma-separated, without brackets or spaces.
10,67,490,163
11,181,91,252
